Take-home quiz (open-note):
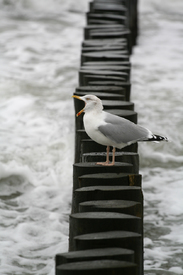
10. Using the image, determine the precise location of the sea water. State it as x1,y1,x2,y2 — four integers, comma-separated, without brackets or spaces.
0,0,182,274
132,0,183,274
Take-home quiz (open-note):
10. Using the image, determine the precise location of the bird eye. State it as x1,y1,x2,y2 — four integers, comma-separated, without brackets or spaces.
86,98,91,101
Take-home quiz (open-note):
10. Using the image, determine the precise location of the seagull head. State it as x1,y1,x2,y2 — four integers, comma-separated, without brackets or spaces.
72,94,103,116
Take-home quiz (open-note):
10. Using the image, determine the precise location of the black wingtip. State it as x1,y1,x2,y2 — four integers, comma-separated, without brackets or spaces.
148,134,168,142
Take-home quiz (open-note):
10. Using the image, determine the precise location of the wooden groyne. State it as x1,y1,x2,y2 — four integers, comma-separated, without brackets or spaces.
55,0,143,274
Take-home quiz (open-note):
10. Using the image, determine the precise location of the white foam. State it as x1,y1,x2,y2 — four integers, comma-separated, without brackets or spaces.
169,267,183,274
131,0,183,272
0,0,89,273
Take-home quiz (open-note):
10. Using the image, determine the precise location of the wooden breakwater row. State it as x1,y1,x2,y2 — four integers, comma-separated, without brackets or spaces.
55,0,143,274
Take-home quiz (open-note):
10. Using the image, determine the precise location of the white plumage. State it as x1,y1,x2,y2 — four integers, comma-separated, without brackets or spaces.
73,94,168,166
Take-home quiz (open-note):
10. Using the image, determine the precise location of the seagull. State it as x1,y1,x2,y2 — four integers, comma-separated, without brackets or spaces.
72,94,168,166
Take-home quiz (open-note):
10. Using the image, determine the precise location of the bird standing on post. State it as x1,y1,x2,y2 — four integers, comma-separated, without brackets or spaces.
72,94,168,166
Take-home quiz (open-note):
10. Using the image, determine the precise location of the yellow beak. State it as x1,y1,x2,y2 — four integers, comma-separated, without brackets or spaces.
72,95,82,100
72,95,85,117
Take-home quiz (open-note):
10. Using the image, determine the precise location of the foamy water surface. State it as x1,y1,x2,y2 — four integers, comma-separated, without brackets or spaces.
132,0,183,274
0,0,182,274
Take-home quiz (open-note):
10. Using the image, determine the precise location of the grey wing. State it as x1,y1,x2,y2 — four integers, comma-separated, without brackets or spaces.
98,112,151,144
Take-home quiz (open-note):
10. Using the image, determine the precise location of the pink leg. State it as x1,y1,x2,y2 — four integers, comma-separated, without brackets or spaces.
96,146,110,165
96,146,116,166
106,145,110,163
110,147,116,166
